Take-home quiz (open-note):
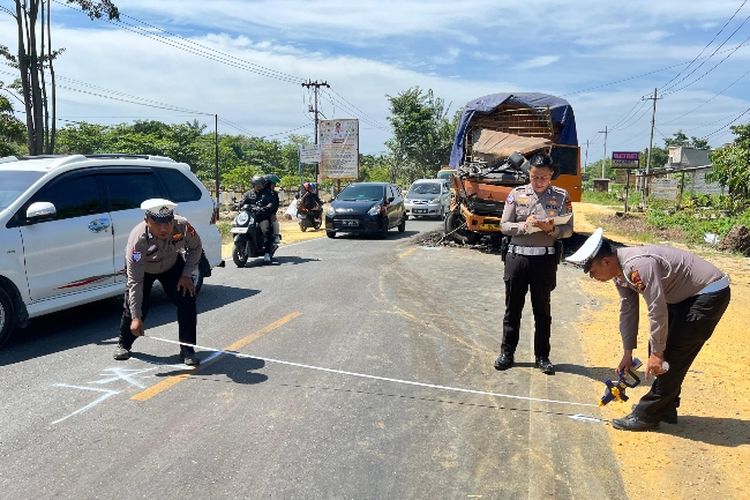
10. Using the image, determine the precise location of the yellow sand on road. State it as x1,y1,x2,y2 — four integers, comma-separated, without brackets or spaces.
572,202,749,499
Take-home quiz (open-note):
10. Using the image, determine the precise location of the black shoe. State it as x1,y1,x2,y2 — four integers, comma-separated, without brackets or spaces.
493,352,514,371
179,348,200,367
113,344,131,361
631,404,678,424
612,412,659,432
534,356,555,375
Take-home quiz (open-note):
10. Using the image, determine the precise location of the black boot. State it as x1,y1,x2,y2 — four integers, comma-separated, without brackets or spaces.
493,352,514,371
534,356,555,375
180,347,200,367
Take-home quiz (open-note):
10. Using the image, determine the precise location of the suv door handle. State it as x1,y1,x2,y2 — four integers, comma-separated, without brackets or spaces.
88,217,111,233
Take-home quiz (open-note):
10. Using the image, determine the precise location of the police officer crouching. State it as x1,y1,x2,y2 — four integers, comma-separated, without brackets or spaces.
113,198,202,366
494,152,573,375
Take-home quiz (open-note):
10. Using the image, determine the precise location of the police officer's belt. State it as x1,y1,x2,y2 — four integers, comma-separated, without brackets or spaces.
696,274,729,295
508,244,556,256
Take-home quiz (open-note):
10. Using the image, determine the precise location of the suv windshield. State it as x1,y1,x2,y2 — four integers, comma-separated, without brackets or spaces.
409,183,441,195
0,171,45,211
339,184,384,201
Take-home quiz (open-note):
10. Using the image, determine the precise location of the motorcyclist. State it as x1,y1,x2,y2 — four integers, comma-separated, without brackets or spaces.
264,174,282,245
242,175,279,262
300,181,322,213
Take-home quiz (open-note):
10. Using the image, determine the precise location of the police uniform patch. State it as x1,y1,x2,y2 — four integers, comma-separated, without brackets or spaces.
186,223,196,237
630,270,645,292
517,196,529,204
132,250,142,262
172,232,184,242
506,193,515,204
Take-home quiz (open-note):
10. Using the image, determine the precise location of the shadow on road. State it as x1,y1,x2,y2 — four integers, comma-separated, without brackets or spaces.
137,351,269,385
0,284,259,367
331,230,420,241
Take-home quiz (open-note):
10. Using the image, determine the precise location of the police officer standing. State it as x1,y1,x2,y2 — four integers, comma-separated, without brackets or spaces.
494,152,573,375
113,198,202,366
566,228,731,431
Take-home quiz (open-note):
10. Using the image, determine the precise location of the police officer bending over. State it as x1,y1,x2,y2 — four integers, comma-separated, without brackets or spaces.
494,152,573,375
113,198,202,366
242,175,280,263
566,228,731,431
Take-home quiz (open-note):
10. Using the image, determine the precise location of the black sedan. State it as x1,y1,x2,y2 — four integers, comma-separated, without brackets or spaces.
325,182,406,238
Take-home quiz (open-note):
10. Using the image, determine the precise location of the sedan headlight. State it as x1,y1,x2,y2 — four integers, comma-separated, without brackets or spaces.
236,211,249,225
431,196,441,204
367,204,382,216
326,206,335,216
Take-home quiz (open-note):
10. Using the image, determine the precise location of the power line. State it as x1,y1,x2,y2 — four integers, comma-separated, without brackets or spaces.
662,31,750,97
661,66,750,125
700,105,750,138
51,0,304,85
660,0,748,90
660,11,750,94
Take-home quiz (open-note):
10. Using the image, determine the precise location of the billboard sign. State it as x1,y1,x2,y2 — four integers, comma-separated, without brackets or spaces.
612,151,640,169
299,144,320,164
319,119,359,179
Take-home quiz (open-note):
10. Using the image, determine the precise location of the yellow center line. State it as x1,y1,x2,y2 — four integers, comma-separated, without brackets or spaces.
131,311,302,401
398,247,417,259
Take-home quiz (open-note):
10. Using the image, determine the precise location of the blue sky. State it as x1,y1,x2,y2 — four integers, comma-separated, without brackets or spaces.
1,0,749,164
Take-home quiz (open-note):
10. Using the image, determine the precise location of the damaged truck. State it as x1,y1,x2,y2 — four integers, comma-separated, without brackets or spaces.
444,92,581,244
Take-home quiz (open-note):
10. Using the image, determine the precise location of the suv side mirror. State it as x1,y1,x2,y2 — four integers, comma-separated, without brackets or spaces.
387,196,395,204
26,201,56,221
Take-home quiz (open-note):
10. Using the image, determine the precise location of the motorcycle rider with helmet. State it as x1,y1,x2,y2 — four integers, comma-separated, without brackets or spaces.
242,175,279,262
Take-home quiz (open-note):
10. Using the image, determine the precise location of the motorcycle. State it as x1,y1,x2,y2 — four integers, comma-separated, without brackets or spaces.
230,204,277,267
297,204,322,232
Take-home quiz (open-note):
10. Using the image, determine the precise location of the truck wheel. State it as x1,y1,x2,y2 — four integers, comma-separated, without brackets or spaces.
445,211,480,245
0,288,17,348
326,230,336,239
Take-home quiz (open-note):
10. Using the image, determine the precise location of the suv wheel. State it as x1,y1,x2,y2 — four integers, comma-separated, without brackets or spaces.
0,288,17,348
398,216,406,233
191,256,207,295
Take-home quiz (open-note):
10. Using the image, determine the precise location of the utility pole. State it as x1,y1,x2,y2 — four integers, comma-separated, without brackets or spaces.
597,126,608,178
214,113,219,220
584,139,589,173
301,79,330,183
643,88,660,200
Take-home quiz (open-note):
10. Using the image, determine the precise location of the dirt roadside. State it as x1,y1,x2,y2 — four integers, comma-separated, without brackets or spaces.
571,202,749,499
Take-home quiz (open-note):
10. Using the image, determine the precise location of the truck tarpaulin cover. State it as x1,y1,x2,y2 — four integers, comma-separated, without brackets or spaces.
448,93,578,168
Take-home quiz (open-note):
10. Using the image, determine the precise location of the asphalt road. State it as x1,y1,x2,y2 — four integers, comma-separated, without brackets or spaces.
0,218,625,499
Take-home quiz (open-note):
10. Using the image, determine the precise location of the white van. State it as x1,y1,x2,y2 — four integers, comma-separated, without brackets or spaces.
404,179,450,219
0,154,224,346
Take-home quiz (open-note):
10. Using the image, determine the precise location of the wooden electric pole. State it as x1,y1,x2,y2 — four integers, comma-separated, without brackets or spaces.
302,80,330,183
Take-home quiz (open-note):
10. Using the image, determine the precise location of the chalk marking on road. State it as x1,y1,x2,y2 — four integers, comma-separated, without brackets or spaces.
51,384,119,425
50,366,165,424
569,414,602,423
143,336,598,409
131,311,302,402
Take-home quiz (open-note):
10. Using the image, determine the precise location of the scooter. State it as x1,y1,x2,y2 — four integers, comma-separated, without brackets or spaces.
230,204,277,267
297,204,322,232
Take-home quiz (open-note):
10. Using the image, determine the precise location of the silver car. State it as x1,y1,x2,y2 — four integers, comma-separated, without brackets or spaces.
404,179,450,219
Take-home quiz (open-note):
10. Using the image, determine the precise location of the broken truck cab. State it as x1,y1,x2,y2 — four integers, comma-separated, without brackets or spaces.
445,93,581,243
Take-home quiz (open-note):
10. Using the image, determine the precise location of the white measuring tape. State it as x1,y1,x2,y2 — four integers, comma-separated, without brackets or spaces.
145,335,599,413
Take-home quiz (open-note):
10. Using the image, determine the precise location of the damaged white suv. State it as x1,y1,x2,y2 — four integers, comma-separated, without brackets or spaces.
0,154,224,347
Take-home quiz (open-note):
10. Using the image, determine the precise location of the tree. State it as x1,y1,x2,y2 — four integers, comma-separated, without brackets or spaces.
385,87,456,184
708,124,750,206
0,89,26,156
663,130,710,150
1,1,119,154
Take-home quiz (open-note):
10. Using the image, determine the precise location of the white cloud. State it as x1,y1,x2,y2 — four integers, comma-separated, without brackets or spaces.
0,1,747,157
516,55,559,70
